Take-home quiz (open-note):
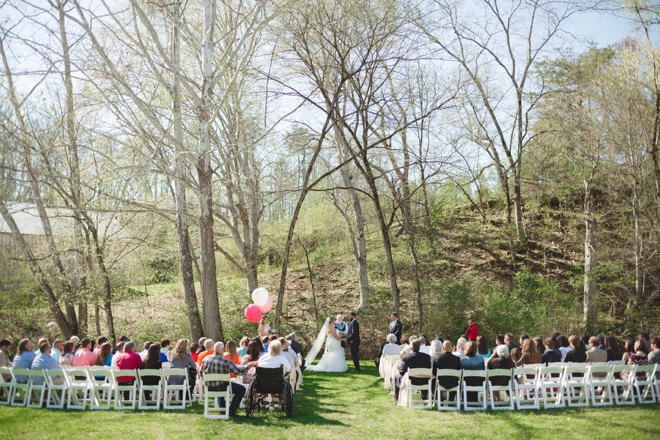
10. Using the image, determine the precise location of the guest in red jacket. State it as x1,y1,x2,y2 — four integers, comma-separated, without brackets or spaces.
467,320,478,341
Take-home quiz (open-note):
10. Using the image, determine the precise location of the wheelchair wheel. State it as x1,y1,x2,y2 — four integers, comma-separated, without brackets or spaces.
284,381,293,418
245,384,256,417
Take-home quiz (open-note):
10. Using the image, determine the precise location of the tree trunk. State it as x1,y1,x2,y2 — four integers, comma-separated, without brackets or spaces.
633,188,643,307
583,180,597,333
172,0,204,342
334,130,370,310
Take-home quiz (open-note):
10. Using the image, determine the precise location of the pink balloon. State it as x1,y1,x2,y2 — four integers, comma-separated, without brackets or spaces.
245,304,262,323
259,296,273,313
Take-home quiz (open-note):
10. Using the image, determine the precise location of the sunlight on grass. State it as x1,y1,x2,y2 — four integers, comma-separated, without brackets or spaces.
0,363,658,439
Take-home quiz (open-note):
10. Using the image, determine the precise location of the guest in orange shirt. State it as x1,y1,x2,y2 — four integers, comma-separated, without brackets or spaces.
224,340,240,378
72,338,97,366
196,339,215,367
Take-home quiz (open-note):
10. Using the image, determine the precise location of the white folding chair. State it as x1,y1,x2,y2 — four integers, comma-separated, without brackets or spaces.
608,360,625,366
383,355,399,391
138,369,163,410
538,365,564,408
513,366,540,410
10,368,30,406
162,362,171,370
633,364,657,404
45,369,68,409
611,365,635,405
586,364,613,406
112,369,138,410
162,368,190,410
436,369,461,411
26,369,48,408
203,373,231,420
462,370,487,411
89,367,114,410
487,369,514,410
65,368,90,410
0,367,15,405
407,368,433,409
562,364,589,407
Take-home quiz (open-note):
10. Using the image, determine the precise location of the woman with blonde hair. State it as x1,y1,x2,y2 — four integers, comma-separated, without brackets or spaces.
515,338,541,366
169,339,197,396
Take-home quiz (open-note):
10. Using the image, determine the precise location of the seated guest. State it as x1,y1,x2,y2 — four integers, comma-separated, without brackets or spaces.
12,339,36,382
160,338,171,362
238,337,250,357
622,339,649,381
432,340,461,399
258,340,292,373
487,345,514,401
621,338,636,363
557,335,571,361
35,338,49,353
461,340,485,402
59,341,75,367
50,340,63,364
111,341,125,367
286,333,303,356
202,342,258,418
382,334,400,356
516,338,540,367
605,336,622,362
504,333,519,353
519,334,529,348
114,341,143,390
419,335,431,354
510,348,522,364
95,342,113,367
564,335,587,363
189,343,200,363
533,337,545,356
93,337,108,356
197,339,215,367
240,339,264,385
72,338,97,367
586,336,607,363
32,343,64,385
649,336,660,364
170,339,198,396
262,336,270,352
69,335,80,355
476,336,491,360
141,343,162,399
639,333,651,353
453,338,467,360
541,338,561,364
461,340,485,370
224,341,241,378
139,341,152,361
0,339,10,368
597,334,607,351
394,338,431,402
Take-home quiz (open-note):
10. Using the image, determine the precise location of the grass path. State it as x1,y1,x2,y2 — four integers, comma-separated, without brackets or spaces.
1,363,659,439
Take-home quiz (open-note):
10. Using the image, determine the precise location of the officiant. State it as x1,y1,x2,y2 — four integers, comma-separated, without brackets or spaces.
334,315,348,348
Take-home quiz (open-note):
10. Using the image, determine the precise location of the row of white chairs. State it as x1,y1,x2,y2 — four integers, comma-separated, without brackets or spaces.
399,362,659,411
0,366,194,411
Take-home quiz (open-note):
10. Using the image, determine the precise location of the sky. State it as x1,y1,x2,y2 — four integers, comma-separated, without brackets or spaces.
569,8,634,49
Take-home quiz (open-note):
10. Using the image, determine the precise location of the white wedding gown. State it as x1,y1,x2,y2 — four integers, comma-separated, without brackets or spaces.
305,318,348,372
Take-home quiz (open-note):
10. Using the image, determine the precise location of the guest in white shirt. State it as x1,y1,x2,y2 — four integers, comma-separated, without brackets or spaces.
453,338,467,360
111,341,125,367
258,340,291,373
139,341,152,361
50,340,63,364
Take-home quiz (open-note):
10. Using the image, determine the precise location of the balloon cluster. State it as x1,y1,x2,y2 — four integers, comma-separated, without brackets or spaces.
245,287,272,323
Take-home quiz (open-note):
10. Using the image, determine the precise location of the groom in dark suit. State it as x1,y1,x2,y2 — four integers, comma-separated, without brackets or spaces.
346,312,361,372
388,313,403,344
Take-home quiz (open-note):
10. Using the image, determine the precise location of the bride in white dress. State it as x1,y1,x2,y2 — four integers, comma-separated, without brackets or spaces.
305,317,348,372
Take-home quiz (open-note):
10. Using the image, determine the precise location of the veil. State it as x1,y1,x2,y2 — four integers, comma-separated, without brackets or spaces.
304,317,330,367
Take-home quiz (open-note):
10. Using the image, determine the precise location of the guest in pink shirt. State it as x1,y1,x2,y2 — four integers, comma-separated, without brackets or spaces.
114,341,143,383
72,338,97,366
93,336,108,356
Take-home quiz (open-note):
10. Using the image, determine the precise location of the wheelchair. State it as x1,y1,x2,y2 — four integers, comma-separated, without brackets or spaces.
245,366,293,418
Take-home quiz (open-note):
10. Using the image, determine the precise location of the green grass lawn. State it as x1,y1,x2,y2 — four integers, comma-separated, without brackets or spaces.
1,363,659,439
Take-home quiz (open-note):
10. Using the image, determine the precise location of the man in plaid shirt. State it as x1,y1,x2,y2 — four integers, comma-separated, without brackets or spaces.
201,342,258,418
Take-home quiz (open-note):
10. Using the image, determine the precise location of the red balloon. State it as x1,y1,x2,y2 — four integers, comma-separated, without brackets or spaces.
245,304,262,323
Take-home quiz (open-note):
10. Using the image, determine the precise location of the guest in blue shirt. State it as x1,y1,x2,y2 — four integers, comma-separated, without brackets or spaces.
12,339,37,383
31,343,64,385
461,341,485,370
50,340,63,365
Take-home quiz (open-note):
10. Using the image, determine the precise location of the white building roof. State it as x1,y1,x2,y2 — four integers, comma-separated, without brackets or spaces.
0,202,123,237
